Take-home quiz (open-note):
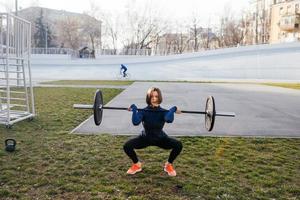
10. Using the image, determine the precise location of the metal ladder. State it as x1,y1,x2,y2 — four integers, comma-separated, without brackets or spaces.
0,13,35,128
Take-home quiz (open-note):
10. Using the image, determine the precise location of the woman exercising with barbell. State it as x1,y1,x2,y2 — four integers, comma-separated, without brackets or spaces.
124,87,183,176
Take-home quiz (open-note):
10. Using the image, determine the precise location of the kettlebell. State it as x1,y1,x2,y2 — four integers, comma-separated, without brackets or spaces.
5,139,16,152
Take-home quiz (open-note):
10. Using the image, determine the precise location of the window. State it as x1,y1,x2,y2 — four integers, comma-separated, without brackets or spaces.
285,18,289,25
287,5,291,14
280,7,284,15
296,4,299,13
295,23,299,28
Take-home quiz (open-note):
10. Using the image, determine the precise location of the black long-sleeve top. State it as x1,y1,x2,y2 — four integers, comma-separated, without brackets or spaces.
130,104,177,136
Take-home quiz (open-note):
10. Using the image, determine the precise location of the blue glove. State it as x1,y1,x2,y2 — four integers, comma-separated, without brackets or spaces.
130,104,138,112
169,106,177,113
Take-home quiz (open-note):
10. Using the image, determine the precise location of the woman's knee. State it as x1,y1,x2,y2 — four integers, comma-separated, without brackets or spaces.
176,140,183,151
123,141,132,152
169,138,183,151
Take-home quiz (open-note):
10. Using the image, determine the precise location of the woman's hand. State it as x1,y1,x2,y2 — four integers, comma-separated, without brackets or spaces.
128,104,137,112
175,108,182,114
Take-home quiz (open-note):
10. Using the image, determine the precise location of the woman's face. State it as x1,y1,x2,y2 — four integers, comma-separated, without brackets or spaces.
150,91,159,106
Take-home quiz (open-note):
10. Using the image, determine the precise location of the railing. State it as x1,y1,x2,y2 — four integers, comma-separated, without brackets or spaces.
95,48,152,56
0,13,31,57
0,13,35,127
31,48,153,56
31,48,75,55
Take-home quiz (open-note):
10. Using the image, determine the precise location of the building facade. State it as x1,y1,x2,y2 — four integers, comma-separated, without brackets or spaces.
244,0,273,45
270,0,300,43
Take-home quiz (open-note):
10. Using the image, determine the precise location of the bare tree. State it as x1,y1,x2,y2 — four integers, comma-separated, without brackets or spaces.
81,17,101,57
83,1,103,56
223,19,246,46
160,33,174,55
151,33,161,55
123,0,163,54
240,13,251,45
175,32,189,54
216,5,246,47
172,21,190,54
128,15,158,50
189,17,201,52
203,16,212,49
57,16,81,50
255,0,270,44
100,12,121,54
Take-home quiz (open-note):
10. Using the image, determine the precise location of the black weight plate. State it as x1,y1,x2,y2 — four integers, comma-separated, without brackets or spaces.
205,96,216,131
94,89,103,126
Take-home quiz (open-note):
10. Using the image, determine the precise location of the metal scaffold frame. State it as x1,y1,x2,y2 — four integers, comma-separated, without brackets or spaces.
0,13,35,128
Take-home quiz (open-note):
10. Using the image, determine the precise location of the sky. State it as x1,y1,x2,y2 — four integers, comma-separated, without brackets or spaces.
0,0,252,48
1,0,251,25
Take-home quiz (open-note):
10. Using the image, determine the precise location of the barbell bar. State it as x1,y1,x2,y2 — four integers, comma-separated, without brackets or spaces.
73,89,235,131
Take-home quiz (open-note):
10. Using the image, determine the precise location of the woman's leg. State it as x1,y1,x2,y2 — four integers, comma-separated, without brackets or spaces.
123,136,149,163
156,136,183,163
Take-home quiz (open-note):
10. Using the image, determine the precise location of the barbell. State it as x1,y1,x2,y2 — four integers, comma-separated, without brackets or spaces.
73,89,235,131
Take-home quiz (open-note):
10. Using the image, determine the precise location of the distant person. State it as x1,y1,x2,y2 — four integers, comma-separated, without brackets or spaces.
91,50,95,58
120,64,128,77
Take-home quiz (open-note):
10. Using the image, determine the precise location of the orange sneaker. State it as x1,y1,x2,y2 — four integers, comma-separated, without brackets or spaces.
164,162,177,177
127,162,142,175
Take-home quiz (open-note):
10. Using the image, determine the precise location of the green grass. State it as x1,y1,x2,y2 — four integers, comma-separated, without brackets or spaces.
263,83,300,90
0,87,299,199
40,80,134,86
